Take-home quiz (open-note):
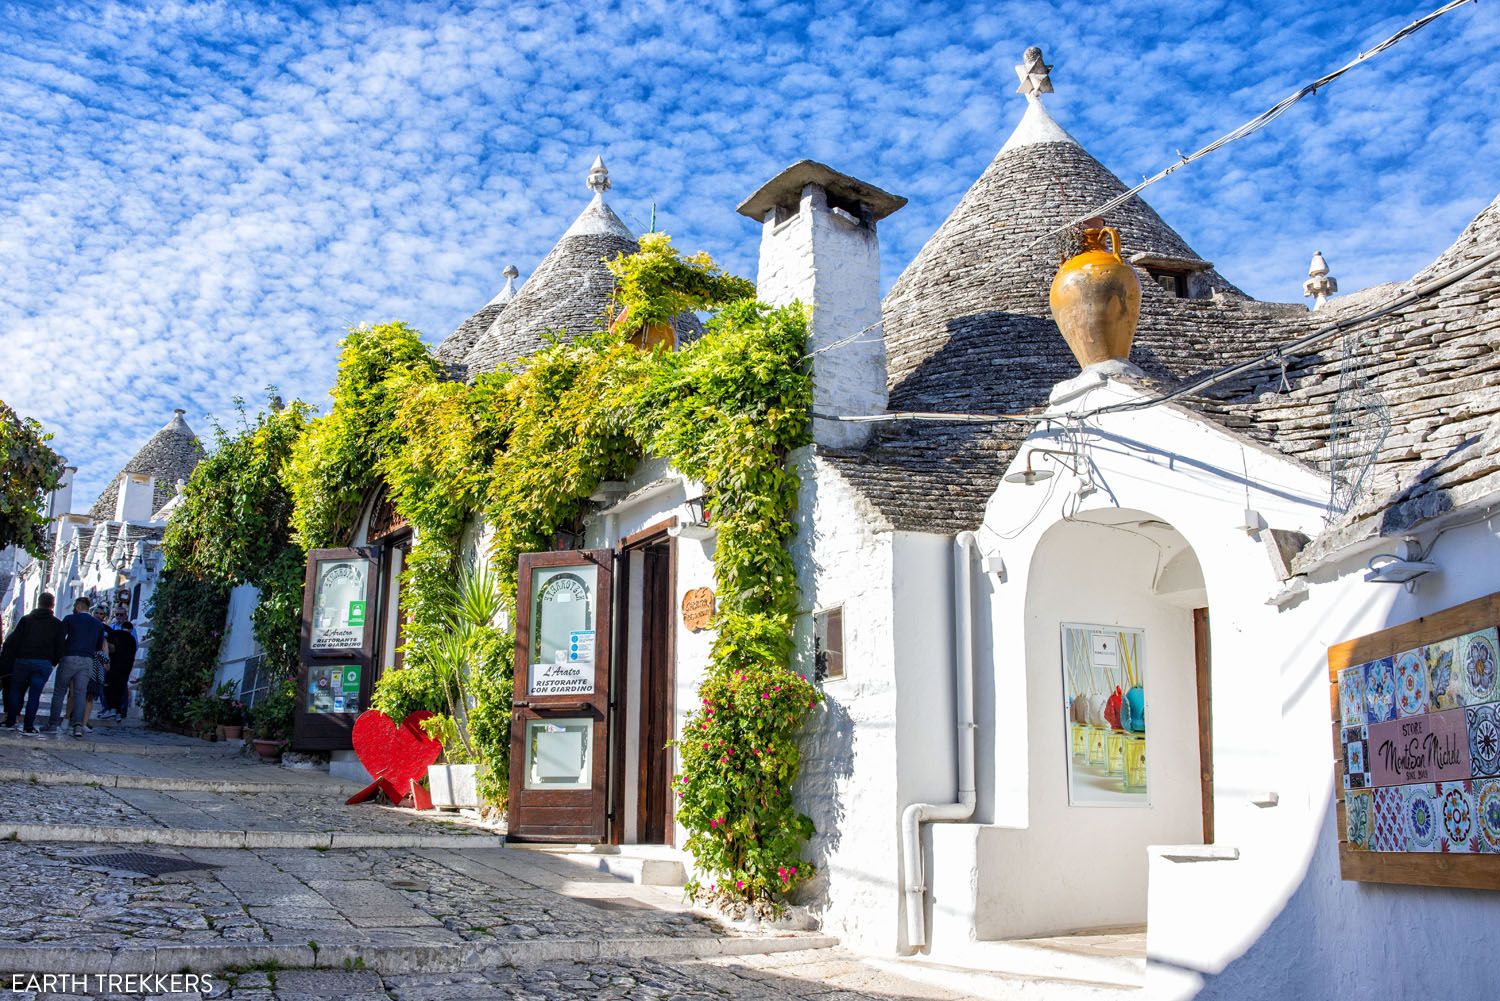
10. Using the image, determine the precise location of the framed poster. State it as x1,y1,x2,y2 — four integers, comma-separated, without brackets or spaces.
1329,592,1500,889
295,546,379,751
1061,622,1148,807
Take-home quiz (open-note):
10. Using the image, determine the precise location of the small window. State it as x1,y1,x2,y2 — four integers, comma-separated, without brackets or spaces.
814,606,845,683
1147,268,1188,298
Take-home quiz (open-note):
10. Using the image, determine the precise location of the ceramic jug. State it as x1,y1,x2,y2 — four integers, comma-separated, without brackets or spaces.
1049,223,1141,368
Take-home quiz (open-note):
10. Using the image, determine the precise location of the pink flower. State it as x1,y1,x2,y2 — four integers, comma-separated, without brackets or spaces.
681,776,689,784
777,866,788,882
735,880,744,889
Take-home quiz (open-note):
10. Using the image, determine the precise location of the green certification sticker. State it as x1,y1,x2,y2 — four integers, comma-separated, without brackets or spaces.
347,600,366,627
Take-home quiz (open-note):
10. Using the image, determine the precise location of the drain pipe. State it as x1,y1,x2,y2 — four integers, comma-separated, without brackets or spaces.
900,530,979,950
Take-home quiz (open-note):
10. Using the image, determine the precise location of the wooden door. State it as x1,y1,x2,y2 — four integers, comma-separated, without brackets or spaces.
507,549,614,842
638,542,674,844
1194,607,1214,844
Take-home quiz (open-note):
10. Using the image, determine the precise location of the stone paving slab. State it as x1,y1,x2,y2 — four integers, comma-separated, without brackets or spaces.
0,842,824,976
0,949,990,1000
0,772,494,842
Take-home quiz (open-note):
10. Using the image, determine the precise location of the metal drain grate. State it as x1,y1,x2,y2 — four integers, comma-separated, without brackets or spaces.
74,852,219,876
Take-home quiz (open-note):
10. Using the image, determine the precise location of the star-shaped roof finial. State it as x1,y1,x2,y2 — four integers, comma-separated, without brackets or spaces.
1015,46,1054,100
586,155,611,194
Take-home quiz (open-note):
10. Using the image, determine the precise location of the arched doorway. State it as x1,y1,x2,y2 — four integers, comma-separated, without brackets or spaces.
1007,509,1212,936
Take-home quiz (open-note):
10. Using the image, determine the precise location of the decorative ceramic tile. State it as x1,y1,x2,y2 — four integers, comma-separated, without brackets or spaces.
1425,637,1461,712
1365,657,1397,724
1459,628,1500,706
1372,786,1405,852
1395,648,1428,718
1343,727,1370,789
1339,666,1367,728
1403,784,1441,851
1439,780,1477,852
1467,703,1500,779
1475,778,1500,853
1346,788,1373,851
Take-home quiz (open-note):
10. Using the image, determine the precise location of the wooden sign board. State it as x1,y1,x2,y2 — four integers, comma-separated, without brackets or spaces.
1328,591,1500,890
681,587,715,632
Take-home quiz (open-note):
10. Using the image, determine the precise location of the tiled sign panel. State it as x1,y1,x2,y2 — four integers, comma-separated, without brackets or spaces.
1340,626,1500,853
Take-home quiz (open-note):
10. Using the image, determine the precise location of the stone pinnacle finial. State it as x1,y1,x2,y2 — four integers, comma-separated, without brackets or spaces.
1303,250,1338,310
489,264,521,307
1015,46,1054,100
586,155,611,194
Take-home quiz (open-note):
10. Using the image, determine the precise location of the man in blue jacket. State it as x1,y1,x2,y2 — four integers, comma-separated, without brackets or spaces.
0,593,66,734
44,597,107,738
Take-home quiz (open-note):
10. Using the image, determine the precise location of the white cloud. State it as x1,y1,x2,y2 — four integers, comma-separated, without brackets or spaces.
1,0,1496,506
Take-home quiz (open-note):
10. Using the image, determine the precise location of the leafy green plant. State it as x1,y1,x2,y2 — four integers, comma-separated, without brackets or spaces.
249,679,296,741
278,236,816,906
0,399,66,557
139,570,230,728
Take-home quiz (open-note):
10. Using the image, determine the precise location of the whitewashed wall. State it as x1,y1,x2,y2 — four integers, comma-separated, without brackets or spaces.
211,582,261,696
946,375,1500,997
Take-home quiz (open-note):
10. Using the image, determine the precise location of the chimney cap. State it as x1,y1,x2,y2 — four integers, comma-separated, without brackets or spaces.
737,160,907,223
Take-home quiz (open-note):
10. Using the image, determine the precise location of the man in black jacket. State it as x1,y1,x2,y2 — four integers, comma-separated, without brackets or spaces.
99,612,137,721
0,593,66,733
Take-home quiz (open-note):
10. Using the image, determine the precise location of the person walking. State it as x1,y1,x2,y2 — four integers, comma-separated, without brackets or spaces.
45,597,107,738
0,593,66,734
99,610,137,721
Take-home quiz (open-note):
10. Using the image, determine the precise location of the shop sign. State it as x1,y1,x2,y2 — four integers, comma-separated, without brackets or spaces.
309,559,370,652
682,587,715,632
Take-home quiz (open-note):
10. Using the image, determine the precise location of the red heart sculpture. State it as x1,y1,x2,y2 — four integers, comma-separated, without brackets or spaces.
346,709,442,809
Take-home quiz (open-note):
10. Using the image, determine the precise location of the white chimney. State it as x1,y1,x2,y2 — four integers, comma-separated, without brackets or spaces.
49,466,76,519
738,161,906,449
116,473,156,522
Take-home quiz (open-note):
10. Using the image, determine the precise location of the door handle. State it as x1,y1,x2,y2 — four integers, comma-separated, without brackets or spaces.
535,701,592,712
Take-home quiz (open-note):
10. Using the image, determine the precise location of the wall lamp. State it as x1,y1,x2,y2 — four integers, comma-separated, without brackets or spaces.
1004,447,1078,485
1364,538,1437,586
669,495,715,541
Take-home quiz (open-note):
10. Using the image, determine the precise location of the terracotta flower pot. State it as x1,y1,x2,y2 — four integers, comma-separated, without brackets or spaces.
252,739,285,761
217,725,244,741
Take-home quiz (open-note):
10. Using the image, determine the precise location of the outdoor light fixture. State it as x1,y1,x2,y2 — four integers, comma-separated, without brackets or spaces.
981,553,1008,582
669,495,715,541
1237,508,1267,535
1363,537,1437,585
1004,452,1056,485
1364,553,1439,585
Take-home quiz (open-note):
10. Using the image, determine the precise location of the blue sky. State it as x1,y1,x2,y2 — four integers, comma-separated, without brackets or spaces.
2,0,1497,509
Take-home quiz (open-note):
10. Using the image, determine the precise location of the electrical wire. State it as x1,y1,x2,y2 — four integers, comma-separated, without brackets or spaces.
1004,0,1479,265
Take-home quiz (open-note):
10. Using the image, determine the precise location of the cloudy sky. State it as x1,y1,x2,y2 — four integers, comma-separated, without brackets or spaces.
2,0,1497,508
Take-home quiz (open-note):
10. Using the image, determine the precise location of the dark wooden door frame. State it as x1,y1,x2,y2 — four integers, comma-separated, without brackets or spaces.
507,548,614,843
609,519,677,845
1193,606,1214,845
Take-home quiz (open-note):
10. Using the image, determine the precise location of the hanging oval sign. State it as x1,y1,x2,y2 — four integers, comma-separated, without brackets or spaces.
681,587,716,632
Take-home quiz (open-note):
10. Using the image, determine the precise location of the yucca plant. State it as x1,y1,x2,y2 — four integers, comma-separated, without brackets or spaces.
423,560,504,762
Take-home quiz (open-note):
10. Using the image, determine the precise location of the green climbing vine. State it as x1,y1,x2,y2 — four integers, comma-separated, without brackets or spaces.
193,234,822,909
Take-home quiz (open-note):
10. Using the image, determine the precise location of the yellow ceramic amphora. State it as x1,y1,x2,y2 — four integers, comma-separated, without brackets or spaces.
1049,225,1141,368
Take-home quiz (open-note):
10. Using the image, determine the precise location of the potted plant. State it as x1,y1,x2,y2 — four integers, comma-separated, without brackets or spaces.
248,679,295,760
421,563,502,810
185,691,224,741
214,682,246,741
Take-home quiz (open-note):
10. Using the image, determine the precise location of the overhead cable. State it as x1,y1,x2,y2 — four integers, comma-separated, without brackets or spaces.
1013,0,1478,262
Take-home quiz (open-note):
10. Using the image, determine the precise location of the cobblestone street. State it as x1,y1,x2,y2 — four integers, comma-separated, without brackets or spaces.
0,727,1002,1000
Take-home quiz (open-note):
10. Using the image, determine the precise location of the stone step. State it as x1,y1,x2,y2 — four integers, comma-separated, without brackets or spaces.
512,844,690,886
0,821,508,850
0,930,840,976
0,766,363,796
876,931,1148,1000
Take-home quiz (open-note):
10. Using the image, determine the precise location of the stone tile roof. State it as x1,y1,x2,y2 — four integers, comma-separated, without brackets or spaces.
435,300,508,368
829,101,1305,534
89,411,205,522
1184,194,1500,569
463,196,641,376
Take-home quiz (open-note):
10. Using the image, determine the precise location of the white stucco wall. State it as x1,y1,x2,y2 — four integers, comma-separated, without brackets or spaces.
212,582,261,696
948,375,1500,997
789,447,903,952
979,518,1204,939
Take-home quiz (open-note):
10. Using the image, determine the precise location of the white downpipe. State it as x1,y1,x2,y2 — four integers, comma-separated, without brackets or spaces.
900,530,979,951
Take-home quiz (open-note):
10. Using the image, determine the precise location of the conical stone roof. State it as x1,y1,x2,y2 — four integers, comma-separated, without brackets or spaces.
89,410,205,522
464,161,640,376
435,265,521,367
881,93,1298,416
